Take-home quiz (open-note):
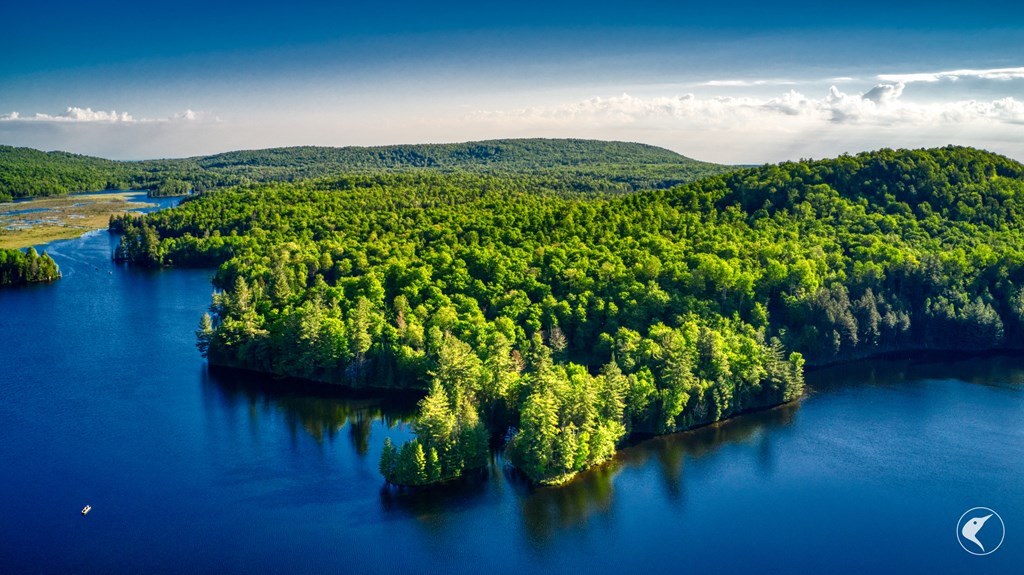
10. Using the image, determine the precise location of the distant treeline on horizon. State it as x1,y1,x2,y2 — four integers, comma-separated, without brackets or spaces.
0,139,729,202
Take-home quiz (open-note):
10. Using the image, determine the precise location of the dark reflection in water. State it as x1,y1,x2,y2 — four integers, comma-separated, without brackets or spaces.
196,351,1024,562
202,366,420,454
379,465,495,531
370,389,802,548
517,401,799,546
809,353,1024,392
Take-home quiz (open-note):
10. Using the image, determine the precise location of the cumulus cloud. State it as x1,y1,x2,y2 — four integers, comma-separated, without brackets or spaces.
877,66,1024,83
0,107,203,123
861,82,905,104
469,84,1024,129
0,107,221,160
462,82,1024,163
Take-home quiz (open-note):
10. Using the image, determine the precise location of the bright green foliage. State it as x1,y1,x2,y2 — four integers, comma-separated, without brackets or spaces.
1,139,727,201
382,334,492,486
113,218,162,266
0,247,60,286
504,336,629,483
196,313,214,357
102,144,1024,485
379,437,397,478
390,440,428,486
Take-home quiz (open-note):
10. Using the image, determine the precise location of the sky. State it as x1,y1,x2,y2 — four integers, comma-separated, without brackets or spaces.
1,1,1023,164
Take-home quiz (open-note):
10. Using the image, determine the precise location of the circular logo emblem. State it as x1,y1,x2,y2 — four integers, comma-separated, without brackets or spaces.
957,507,1005,555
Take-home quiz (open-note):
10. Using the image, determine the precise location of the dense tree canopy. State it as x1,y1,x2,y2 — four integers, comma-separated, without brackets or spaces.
109,144,1024,485
0,247,60,286
1,139,727,201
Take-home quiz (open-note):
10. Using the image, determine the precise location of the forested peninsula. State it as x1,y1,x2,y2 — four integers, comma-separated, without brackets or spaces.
106,142,1024,486
1,139,726,201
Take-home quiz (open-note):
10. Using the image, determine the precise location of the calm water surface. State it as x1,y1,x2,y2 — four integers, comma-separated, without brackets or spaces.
1,219,1022,574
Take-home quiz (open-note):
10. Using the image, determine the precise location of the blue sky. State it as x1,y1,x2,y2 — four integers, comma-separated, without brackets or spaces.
2,1,1023,162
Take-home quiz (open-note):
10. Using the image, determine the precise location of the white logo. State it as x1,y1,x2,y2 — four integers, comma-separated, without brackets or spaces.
957,507,1005,555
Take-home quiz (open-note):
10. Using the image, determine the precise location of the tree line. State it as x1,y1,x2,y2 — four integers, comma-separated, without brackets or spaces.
0,247,60,286
1,139,728,201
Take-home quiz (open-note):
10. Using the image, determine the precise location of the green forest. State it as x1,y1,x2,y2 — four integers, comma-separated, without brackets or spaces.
0,247,60,286
107,143,1024,486
0,139,726,201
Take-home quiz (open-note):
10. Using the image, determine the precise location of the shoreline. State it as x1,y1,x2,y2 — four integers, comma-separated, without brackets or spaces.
0,192,157,249
214,344,1024,489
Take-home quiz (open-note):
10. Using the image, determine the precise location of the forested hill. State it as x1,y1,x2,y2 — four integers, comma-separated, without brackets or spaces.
0,147,133,200
709,145,1024,221
0,139,727,201
194,139,693,170
111,144,1024,486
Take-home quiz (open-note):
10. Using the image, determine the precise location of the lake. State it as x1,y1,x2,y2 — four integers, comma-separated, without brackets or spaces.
1,223,1021,574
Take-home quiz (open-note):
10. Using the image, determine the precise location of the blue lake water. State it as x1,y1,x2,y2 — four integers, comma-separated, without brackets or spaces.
1,222,1022,573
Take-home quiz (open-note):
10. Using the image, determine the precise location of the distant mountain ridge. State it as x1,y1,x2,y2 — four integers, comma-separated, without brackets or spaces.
192,139,700,169
0,139,727,201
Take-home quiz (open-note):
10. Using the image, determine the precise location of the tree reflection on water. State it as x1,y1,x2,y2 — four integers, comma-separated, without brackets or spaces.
201,365,420,454
376,399,799,547
517,401,799,546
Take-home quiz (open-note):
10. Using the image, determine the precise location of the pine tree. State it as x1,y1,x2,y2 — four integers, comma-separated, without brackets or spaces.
658,331,694,432
269,260,292,303
549,325,568,361
415,381,456,454
379,437,397,483
433,333,482,408
597,360,627,423
482,331,518,411
514,389,560,481
696,326,730,384
347,296,374,365
196,313,214,357
554,423,578,474
411,442,428,485
783,352,806,402
427,447,441,482
232,276,251,315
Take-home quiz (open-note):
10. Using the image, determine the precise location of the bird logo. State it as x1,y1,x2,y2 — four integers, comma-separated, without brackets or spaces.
957,507,1005,555
961,514,992,552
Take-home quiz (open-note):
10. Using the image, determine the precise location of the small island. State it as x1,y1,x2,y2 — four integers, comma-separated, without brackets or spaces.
0,247,60,286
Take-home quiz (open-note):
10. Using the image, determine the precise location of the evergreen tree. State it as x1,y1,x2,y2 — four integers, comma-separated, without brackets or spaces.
512,389,560,480
196,313,214,358
379,437,397,482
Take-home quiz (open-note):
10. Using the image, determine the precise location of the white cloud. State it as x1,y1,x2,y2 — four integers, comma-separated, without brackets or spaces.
470,84,1024,129
700,79,797,87
861,82,905,104
172,109,199,121
0,107,203,123
3,67,1023,164
878,66,1024,84
463,83,1024,163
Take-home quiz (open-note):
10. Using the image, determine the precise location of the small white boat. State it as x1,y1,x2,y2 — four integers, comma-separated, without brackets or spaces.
81,505,91,516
